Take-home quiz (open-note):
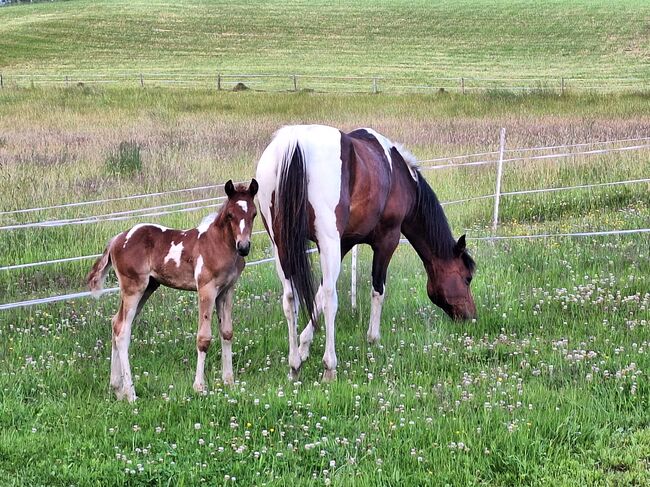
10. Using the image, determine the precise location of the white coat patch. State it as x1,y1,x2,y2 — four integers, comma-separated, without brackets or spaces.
239,219,245,233
236,201,248,213
359,127,394,171
123,223,168,248
194,255,204,281
197,213,217,238
164,241,184,267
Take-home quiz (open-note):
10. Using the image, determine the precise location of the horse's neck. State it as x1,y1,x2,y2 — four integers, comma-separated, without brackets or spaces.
401,219,435,264
204,219,235,252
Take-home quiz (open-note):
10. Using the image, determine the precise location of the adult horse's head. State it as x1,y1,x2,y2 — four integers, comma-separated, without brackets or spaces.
223,178,258,256
425,234,477,321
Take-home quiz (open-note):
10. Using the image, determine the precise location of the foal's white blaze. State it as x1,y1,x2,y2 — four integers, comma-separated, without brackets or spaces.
164,241,184,267
123,223,168,248
194,255,204,282
236,201,248,213
197,213,217,238
239,219,245,234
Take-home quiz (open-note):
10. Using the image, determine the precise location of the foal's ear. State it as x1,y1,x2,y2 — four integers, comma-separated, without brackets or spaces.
225,180,235,199
454,234,467,256
249,178,259,197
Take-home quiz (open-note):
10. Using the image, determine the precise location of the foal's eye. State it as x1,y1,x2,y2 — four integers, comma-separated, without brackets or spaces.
465,276,473,286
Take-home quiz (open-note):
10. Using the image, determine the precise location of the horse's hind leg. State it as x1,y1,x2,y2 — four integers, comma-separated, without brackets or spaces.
273,249,302,380
318,236,342,382
298,284,324,362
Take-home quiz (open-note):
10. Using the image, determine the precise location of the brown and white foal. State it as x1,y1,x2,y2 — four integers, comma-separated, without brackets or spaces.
87,179,258,402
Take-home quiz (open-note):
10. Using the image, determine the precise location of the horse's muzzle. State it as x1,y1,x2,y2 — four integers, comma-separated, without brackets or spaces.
236,241,250,257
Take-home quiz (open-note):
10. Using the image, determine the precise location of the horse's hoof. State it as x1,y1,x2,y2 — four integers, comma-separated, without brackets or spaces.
298,345,310,362
125,390,137,403
366,333,380,345
223,375,234,386
114,389,126,401
193,382,206,393
321,369,337,383
288,367,301,381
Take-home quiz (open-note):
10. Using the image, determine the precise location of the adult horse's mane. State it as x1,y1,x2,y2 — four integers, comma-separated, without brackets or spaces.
411,169,476,271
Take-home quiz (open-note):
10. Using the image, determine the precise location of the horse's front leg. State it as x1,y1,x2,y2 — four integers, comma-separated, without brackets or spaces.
367,233,399,344
194,284,218,393
216,286,235,385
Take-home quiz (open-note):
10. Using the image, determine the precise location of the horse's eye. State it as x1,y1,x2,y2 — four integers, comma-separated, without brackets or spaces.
465,276,473,286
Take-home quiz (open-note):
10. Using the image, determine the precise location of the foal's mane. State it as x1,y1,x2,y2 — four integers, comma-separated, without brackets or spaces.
411,169,475,271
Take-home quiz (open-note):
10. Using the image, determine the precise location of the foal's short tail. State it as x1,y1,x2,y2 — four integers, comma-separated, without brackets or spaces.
277,142,318,327
87,239,114,298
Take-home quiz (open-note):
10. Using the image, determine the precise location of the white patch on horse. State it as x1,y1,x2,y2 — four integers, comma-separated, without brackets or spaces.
197,213,217,238
236,201,248,213
359,127,394,171
239,219,245,233
164,241,184,267
123,223,167,248
194,255,204,282
393,142,419,181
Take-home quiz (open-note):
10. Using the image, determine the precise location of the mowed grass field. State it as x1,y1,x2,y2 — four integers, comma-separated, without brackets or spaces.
1,0,649,84
1,0,650,485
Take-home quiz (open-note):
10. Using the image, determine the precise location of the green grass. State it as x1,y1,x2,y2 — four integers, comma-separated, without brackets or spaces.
1,0,649,90
1,1,650,483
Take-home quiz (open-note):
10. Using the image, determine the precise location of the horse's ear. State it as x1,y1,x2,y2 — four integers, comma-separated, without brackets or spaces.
454,234,467,256
225,180,235,198
249,178,259,197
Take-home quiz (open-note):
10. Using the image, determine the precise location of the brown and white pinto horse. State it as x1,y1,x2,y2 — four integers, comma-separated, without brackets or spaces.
256,125,476,381
87,179,258,402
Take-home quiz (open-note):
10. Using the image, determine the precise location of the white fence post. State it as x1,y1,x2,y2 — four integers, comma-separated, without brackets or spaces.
492,127,507,233
351,245,358,310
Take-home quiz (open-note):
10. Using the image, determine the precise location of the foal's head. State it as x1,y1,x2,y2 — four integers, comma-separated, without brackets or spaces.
223,179,259,256
426,235,477,321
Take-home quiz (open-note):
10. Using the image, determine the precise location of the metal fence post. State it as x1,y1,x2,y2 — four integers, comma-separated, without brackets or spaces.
351,245,358,310
492,128,507,233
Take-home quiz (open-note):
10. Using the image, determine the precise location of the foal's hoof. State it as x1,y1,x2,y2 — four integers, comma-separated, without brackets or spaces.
321,369,337,383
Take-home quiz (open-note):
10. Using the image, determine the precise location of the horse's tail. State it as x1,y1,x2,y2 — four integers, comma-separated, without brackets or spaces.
276,141,318,327
87,238,114,298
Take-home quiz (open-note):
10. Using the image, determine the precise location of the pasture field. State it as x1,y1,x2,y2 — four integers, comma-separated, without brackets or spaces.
1,0,650,86
1,88,649,485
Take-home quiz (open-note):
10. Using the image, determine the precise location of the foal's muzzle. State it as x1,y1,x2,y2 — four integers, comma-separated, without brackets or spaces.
236,241,250,256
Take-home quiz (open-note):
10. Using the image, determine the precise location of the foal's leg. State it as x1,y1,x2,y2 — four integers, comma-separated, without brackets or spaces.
367,232,400,344
110,279,158,400
112,288,146,402
193,283,218,393
216,286,235,385
319,237,342,382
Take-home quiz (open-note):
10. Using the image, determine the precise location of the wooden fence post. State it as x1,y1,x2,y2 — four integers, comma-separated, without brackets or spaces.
0,74,3,89
561,77,565,96
217,73,221,90
372,77,378,94
492,128,507,234
293,74,297,91
140,73,144,88
461,77,465,94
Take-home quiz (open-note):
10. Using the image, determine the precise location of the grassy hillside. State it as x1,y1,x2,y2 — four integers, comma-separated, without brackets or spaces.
1,0,649,85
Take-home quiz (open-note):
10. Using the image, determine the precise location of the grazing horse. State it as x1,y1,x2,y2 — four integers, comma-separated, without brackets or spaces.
87,179,258,401
255,125,476,381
